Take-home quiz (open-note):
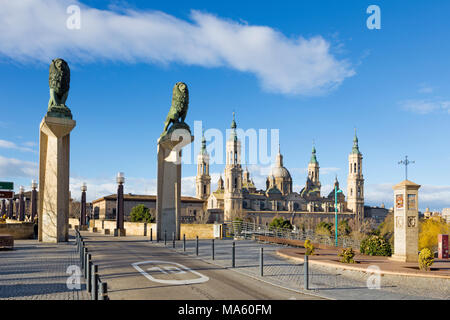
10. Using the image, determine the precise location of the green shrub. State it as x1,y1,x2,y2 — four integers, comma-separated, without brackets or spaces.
338,248,356,264
418,248,434,271
338,219,351,236
360,235,392,256
315,221,333,236
304,239,315,255
269,217,293,230
130,204,155,223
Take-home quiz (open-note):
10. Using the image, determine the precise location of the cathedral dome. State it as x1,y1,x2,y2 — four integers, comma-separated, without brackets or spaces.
270,149,292,179
271,166,291,179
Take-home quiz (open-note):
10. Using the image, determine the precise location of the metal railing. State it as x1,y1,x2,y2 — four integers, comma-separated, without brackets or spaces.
223,221,361,250
75,229,109,300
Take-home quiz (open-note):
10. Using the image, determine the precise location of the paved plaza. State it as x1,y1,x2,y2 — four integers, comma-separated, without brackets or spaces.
0,237,89,300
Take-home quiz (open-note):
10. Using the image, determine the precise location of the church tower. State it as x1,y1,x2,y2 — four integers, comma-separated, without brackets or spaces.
196,133,211,200
347,130,365,223
224,113,243,221
307,143,321,194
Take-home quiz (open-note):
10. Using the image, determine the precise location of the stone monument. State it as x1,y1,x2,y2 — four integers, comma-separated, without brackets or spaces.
38,58,76,243
390,180,421,262
156,82,193,240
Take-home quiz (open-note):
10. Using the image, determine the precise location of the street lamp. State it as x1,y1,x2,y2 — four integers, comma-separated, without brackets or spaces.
334,183,343,247
115,172,125,236
31,180,38,222
80,182,87,228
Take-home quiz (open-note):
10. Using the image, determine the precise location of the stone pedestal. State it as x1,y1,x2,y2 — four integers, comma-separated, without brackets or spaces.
38,116,76,243
156,125,193,241
113,228,126,237
390,180,420,263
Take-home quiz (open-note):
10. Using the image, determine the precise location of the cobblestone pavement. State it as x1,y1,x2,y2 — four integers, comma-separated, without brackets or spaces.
154,238,448,300
0,237,89,300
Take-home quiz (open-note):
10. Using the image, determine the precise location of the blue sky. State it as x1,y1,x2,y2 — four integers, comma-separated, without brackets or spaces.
1,0,450,210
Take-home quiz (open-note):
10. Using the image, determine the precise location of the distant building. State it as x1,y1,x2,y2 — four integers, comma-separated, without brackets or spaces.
364,205,390,225
197,113,363,224
92,194,205,223
442,208,450,223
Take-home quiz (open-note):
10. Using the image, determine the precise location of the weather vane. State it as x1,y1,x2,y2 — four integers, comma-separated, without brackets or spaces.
398,155,415,180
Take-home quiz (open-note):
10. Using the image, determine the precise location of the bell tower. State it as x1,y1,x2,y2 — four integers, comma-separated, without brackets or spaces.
347,130,365,223
307,142,321,194
196,133,211,200
224,112,243,221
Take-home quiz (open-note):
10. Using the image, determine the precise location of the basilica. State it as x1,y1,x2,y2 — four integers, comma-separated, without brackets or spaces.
195,114,365,223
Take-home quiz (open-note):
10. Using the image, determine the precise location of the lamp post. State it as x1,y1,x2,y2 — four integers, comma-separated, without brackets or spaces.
80,182,87,228
31,180,38,222
115,172,125,236
334,184,343,247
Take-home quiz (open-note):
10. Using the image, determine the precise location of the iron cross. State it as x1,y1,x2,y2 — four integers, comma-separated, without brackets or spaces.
398,155,415,180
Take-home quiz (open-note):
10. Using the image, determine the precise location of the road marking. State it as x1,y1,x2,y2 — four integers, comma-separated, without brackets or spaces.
132,260,209,285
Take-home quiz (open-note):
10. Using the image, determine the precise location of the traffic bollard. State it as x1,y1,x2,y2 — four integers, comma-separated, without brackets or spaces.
260,247,264,277
232,242,235,268
196,236,199,256
150,228,153,242
100,282,108,300
172,232,175,248
164,230,167,246
92,264,98,300
212,239,215,260
183,234,186,252
87,258,92,293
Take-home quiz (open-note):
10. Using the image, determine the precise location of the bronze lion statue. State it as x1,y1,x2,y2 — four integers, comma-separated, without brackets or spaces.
48,58,70,110
162,82,189,135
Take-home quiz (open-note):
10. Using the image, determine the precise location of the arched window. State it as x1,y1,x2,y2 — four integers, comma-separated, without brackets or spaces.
350,188,353,196
350,164,352,173
354,163,356,173
203,184,206,195
234,177,237,188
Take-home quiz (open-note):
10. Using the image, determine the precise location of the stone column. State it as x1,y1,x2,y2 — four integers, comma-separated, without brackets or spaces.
156,126,193,240
390,180,421,262
19,187,25,221
1,199,5,217
38,116,76,243
31,185,37,222
114,177,126,237
80,183,87,230
8,200,13,219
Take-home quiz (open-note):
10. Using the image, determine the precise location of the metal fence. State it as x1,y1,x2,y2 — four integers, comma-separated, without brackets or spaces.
75,229,109,300
223,220,361,250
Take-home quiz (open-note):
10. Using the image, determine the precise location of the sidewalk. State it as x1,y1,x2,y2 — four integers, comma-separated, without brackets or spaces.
151,238,448,300
277,247,450,279
0,237,89,300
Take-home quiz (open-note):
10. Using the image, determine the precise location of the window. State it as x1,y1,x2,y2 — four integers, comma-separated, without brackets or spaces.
350,164,352,173
203,184,206,195
234,177,237,188
350,188,353,196
354,163,356,173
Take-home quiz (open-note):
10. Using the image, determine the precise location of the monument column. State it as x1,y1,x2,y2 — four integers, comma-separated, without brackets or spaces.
18,186,25,221
38,58,76,243
156,82,193,241
31,180,38,221
8,200,13,219
390,180,421,262
80,182,87,230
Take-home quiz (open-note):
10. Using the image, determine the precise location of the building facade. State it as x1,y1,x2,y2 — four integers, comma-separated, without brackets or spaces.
197,113,362,223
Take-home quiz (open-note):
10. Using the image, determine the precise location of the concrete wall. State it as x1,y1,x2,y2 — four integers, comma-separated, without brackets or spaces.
69,217,216,239
0,222,34,239
180,224,216,239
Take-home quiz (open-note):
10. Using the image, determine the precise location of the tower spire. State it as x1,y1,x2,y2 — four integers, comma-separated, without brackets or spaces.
352,128,361,154
310,141,318,164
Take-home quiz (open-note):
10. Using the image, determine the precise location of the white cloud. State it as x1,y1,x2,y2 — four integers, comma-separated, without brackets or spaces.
0,156,38,178
0,0,355,95
399,99,450,114
0,139,35,152
418,84,433,94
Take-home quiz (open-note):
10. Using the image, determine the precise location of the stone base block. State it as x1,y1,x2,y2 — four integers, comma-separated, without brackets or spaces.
114,228,126,237
389,254,418,263
103,229,110,235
